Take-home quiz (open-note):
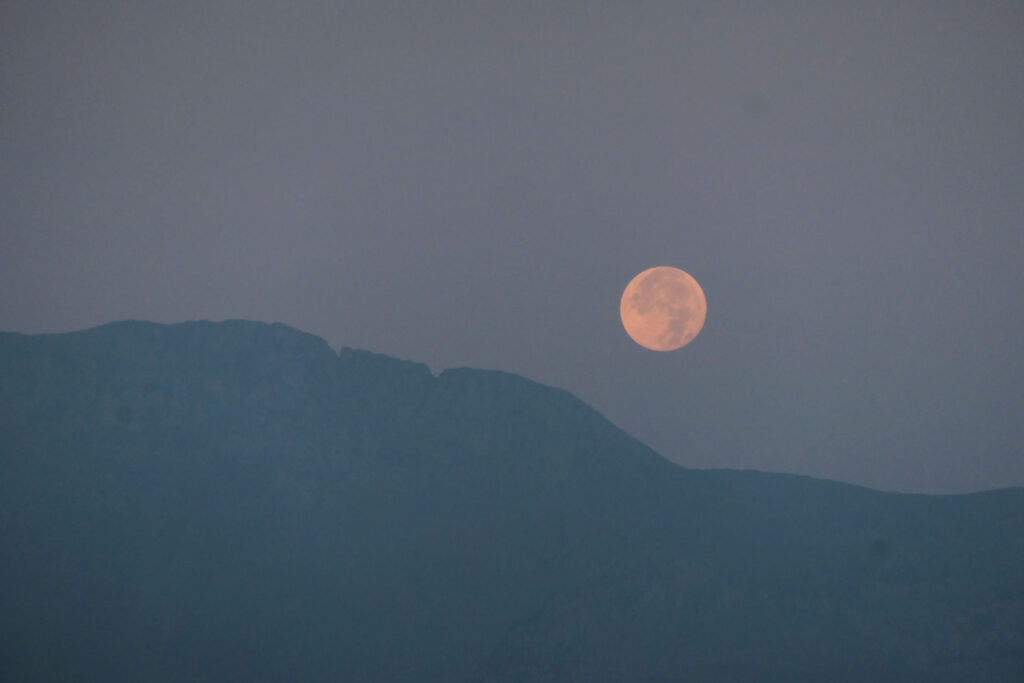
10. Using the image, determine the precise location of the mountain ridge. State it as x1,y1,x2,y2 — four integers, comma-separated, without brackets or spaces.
1,319,1022,681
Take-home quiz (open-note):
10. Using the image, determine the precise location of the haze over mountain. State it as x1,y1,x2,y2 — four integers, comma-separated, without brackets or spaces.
2,320,1022,681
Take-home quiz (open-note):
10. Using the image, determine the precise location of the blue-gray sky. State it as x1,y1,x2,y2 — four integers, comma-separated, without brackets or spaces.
2,1,1022,493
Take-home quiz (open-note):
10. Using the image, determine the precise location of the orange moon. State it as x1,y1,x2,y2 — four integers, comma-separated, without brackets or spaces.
620,266,707,351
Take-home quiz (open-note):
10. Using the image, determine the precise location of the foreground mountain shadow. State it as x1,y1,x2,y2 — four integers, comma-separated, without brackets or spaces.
1,320,1022,682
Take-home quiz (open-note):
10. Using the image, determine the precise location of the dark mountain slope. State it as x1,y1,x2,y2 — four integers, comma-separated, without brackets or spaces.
1,320,1021,682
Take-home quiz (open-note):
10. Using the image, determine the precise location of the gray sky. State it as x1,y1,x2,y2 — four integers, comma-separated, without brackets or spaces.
2,1,1022,493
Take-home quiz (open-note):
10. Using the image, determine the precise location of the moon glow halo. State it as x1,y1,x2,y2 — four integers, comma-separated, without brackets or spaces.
620,267,707,351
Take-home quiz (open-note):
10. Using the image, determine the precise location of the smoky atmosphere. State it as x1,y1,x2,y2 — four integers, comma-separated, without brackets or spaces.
3,1,1023,493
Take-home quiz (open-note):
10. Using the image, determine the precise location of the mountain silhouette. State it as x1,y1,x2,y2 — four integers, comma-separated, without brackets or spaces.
1,320,1022,681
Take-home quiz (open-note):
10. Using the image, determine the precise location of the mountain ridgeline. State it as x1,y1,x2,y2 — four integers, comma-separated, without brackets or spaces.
1,320,1022,681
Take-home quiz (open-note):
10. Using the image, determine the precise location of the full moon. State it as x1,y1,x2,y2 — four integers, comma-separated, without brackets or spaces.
620,266,707,351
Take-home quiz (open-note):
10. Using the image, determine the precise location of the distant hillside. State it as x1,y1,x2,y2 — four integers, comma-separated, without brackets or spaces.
1,320,1022,682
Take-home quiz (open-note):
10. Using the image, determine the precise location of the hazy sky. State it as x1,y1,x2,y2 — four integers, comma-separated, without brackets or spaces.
2,1,1022,493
